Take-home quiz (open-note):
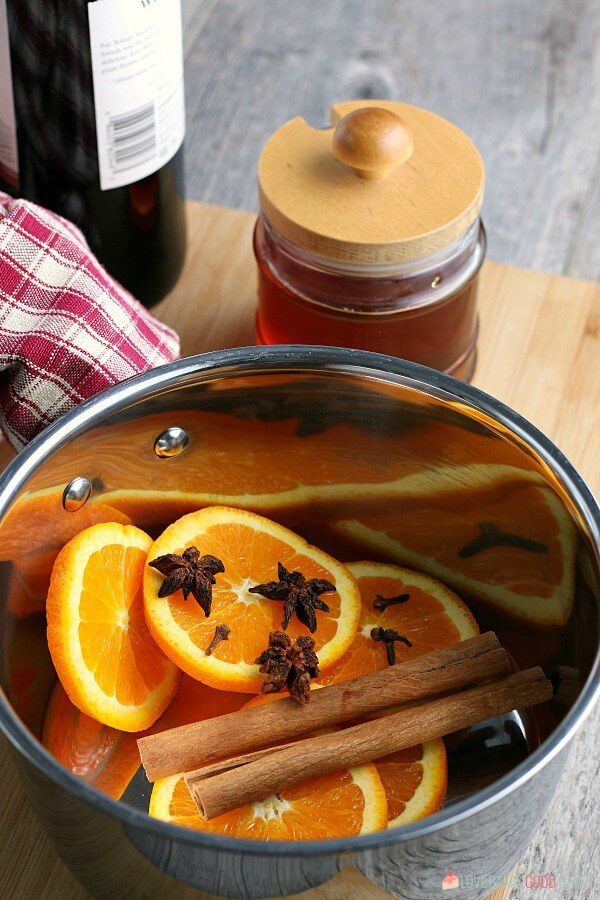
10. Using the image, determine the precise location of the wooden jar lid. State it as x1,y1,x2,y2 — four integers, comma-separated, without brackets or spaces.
258,99,485,264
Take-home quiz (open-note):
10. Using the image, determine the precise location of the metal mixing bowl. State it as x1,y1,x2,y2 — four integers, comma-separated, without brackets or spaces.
0,346,598,900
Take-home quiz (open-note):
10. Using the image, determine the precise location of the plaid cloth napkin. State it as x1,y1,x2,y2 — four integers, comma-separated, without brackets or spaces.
0,192,180,451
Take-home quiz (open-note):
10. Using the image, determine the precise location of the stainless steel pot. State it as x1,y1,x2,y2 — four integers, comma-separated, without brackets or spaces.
0,346,598,900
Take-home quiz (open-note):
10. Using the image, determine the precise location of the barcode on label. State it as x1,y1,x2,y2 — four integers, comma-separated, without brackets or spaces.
107,102,157,174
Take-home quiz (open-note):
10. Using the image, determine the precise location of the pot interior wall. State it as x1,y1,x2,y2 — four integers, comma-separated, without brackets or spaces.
0,365,598,815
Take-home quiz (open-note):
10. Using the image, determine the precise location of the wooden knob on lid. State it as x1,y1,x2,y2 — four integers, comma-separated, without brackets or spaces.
258,99,484,264
332,107,413,180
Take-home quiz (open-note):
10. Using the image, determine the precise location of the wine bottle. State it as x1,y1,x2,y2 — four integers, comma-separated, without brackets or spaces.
0,0,186,307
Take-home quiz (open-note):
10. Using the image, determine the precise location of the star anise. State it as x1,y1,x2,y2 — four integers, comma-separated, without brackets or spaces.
370,626,413,665
255,631,319,704
248,562,335,633
148,546,224,617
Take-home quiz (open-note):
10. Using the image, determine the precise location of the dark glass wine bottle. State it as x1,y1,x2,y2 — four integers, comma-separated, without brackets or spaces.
0,0,186,307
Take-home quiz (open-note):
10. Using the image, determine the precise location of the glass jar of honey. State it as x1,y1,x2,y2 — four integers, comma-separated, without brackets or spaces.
254,100,486,380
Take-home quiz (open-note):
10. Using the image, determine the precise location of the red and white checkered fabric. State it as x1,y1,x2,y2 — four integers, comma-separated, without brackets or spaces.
0,192,180,450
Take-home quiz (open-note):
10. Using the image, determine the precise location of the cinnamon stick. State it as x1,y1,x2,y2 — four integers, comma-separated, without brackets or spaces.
186,667,552,819
138,632,508,781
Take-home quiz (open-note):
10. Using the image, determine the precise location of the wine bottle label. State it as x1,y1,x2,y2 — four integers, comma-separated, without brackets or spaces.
0,0,19,188
88,0,185,192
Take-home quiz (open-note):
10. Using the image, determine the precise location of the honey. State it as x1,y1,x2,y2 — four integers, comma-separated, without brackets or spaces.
255,101,486,379
255,216,486,379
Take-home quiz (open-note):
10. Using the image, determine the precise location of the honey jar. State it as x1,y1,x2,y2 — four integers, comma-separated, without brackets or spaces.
254,100,486,380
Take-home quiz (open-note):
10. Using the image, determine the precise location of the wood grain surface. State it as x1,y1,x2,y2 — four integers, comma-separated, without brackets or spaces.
0,199,598,898
180,0,600,282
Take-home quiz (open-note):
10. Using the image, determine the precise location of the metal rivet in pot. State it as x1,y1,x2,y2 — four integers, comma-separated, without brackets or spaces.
154,426,189,458
63,476,92,511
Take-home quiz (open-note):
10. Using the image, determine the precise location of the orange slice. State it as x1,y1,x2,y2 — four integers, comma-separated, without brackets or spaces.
47,522,180,731
149,764,387,839
153,674,253,731
243,687,447,828
242,687,322,709
42,681,142,800
332,467,575,627
3,413,543,556
6,614,56,736
0,487,132,561
17,409,431,522
143,507,361,692
7,549,59,618
317,561,478,686
42,675,251,800
376,740,447,827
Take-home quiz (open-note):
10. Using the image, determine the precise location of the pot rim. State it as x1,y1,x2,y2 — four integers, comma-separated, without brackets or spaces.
0,344,598,858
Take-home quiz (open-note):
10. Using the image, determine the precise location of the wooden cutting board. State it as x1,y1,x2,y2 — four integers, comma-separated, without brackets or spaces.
1,199,599,900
